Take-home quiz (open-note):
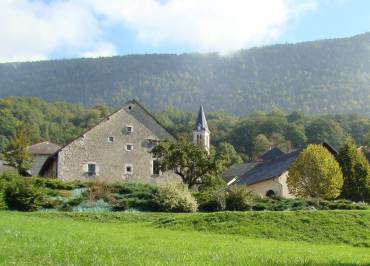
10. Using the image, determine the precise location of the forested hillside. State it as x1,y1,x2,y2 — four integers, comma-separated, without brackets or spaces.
1,97,370,161
1,33,370,115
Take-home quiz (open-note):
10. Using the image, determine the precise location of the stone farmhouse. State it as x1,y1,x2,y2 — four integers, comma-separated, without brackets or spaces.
223,143,338,198
40,100,180,182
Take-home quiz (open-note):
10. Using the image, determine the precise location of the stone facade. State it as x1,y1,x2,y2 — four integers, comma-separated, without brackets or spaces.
43,100,178,182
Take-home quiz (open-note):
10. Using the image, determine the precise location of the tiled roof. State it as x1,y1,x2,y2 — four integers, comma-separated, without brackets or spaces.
222,162,258,182
236,150,301,186
260,147,285,161
28,141,60,155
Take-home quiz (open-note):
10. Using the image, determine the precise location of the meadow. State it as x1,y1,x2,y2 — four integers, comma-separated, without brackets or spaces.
0,211,370,265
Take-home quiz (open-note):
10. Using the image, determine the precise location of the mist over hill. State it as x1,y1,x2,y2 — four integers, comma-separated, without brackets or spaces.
1,33,370,115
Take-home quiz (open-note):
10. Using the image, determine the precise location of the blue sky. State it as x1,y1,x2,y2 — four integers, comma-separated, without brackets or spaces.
1,0,370,62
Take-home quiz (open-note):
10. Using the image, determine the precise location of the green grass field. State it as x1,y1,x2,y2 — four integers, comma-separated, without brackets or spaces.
0,211,369,265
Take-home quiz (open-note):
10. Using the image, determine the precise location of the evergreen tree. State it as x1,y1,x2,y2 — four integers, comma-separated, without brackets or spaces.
337,138,370,202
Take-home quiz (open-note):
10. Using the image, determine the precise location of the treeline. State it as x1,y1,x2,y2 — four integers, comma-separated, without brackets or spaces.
1,97,369,161
1,33,370,115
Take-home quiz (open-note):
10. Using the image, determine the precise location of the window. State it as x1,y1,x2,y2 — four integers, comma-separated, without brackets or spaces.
152,160,161,175
125,164,133,174
108,136,114,143
126,144,133,151
126,125,133,134
128,105,132,110
87,163,96,176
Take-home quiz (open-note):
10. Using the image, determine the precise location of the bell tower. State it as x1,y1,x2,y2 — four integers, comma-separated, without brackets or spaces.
193,105,210,153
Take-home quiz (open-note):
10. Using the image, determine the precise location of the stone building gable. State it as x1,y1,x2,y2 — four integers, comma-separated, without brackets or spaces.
54,100,176,182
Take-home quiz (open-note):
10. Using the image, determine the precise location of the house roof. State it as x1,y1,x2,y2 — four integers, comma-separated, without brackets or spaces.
222,162,258,182
235,142,338,186
236,150,301,186
260,147,285,161
28,141,60,155
194,105,209,131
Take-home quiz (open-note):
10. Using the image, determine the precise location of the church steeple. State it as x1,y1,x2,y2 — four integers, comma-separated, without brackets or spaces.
193,105,210,152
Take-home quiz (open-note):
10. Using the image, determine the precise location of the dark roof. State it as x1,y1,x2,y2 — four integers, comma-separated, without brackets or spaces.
194,105,209,131
236,150,301,186
260,147,285,161
28,141,60,155
222,162,258,182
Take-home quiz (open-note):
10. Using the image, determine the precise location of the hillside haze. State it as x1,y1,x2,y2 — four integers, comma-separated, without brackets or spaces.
1,33,370,115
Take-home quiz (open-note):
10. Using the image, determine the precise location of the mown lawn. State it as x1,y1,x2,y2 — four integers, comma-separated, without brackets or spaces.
0,212,369,266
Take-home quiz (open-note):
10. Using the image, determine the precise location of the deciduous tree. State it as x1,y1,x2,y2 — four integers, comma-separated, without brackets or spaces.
288,144,343,199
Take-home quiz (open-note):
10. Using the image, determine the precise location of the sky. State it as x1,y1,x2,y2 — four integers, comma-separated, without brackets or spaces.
0,0,370,63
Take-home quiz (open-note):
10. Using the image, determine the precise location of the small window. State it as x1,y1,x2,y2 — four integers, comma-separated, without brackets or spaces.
126,126,133,133
125,164,133,174
108,136,114,143
152,160,161,175
126,144,133,151
128,105,132,110
87,163,96,176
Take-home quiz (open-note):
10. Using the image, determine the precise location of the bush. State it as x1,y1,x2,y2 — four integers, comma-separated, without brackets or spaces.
58,196,84,211
31,177,83,190
194,190,226,212
110,182,157,210
153,184,198,213
4,178,44,211
0,189,6,210
84,181,116,204
225,186,254,211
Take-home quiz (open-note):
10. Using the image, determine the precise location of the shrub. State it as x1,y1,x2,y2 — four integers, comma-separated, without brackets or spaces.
153,184,198,213
84,181,116,204
58,196,84,211
4,178,44,211
31,177,83,190
110,182,157,210
195,190,226,212
225,186,254,211
0,189,6,210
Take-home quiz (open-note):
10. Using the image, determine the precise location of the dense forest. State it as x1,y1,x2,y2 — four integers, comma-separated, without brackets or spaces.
1,97,369,161
1,33,370,115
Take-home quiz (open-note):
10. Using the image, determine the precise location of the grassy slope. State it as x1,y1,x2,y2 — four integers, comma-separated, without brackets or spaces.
0,212,370,266
32,210,370,247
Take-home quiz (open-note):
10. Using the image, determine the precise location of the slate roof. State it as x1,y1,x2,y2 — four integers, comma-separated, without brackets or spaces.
236,150,301,186
222,162,258,182
194,105,209,131
28,141,61,155
260,147,285,161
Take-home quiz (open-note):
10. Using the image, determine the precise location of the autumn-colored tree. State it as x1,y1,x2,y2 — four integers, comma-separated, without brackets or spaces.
4,125,32,175
287,144,343,199
337,138,370,202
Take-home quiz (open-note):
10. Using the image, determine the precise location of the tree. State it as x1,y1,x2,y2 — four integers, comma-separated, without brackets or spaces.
306,118,346,149
4,125,32,175
217,142,243,167
337,138,370,202
287,144,343,199
252,134,271,158
151,139,223,189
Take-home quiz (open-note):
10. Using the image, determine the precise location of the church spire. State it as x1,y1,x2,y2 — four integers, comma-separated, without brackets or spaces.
193,105,210,152
194,105,209,132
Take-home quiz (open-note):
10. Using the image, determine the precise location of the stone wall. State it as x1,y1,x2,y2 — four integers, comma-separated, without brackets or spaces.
57,101,178,182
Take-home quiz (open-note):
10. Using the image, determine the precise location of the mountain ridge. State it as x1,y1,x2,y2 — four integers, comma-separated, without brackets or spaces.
1,32,370,115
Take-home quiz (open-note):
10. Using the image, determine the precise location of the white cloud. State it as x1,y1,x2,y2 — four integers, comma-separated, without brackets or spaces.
0,0,116,62
87,0,317,53
81,42,117,58
0,0,315,62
